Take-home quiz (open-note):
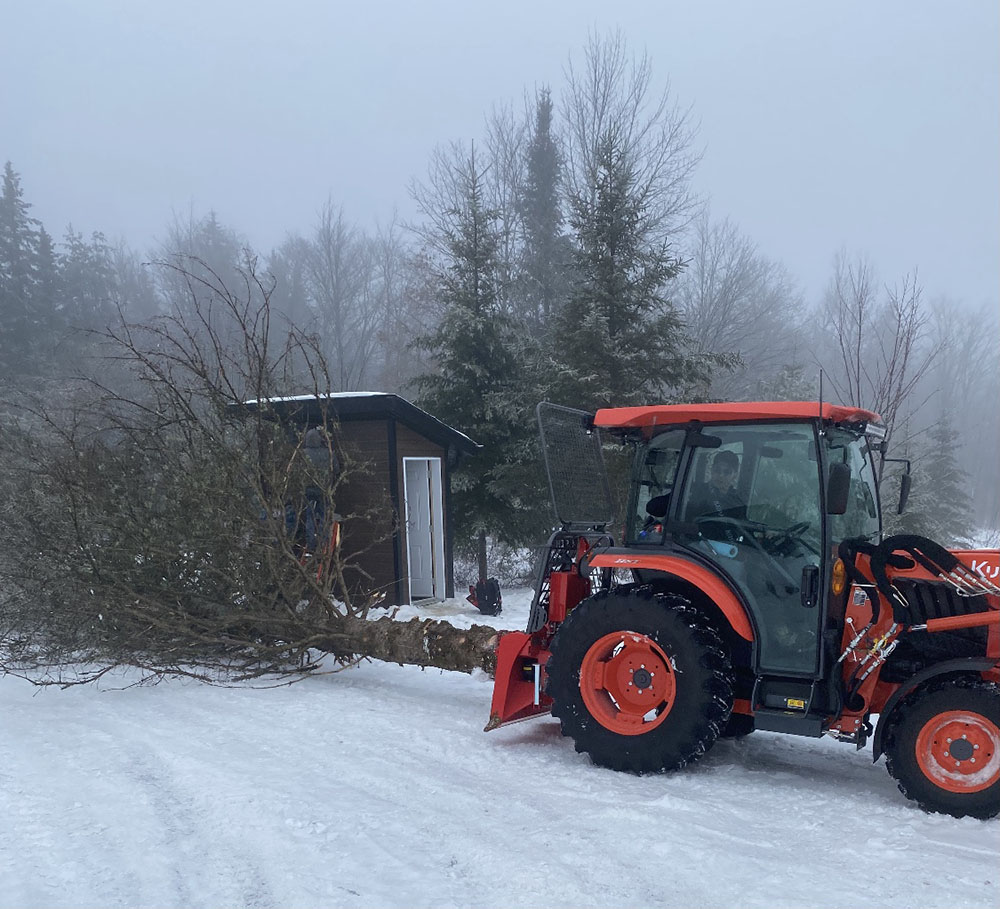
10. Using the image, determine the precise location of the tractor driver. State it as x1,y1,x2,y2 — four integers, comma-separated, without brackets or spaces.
689,449,746,522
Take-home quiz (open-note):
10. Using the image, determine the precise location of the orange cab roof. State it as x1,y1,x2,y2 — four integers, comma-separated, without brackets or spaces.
593,400,883,430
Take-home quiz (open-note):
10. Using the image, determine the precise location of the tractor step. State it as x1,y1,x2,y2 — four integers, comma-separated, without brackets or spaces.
752,676,816,712
752,709,825,737
750,676,825,737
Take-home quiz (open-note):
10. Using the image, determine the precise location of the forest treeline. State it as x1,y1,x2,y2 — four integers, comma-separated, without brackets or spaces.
1,35,997,558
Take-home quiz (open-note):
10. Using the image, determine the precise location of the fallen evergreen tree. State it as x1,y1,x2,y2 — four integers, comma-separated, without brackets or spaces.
0,258,500,686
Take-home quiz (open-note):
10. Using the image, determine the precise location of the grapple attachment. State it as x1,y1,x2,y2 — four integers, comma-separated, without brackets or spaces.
484,631,553,731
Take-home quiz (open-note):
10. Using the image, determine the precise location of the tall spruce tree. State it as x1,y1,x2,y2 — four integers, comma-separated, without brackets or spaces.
59,227,117,333
552,132,719,410
34,227,59,317
157,211,247,317
893,416,973,546
518,88,570,331
413,144,538,556
0,162,41,376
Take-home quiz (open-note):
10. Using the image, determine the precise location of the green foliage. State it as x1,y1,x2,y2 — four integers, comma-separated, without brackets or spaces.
0,161,152,377
518,88,571,331
58,227,117,332
0,161,45,375
414,147,546,550
550,133,728,411
887,416,973,546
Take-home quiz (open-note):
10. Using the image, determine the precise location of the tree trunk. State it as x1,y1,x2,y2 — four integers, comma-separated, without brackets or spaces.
324,614,501,676
477,528,488,581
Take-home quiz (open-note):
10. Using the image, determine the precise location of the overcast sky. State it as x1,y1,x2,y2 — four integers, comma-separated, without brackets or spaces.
3,1,997,308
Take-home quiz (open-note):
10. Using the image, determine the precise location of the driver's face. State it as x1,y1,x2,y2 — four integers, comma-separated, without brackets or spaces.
710,461,736,492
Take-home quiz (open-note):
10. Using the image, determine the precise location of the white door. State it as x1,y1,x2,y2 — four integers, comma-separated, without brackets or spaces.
403,458,445,601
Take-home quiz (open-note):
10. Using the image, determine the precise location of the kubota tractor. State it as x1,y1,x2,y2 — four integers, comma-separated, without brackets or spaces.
487,402,1000,818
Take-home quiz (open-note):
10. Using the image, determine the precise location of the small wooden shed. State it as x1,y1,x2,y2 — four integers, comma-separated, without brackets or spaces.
239,392,478,606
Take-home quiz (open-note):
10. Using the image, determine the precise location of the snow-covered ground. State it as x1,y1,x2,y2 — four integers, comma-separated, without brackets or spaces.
2,589,997,909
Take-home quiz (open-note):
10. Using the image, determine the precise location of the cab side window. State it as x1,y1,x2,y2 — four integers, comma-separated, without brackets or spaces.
630,430,684,543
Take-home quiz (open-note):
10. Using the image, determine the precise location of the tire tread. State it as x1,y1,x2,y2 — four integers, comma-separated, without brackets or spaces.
546,587,734,774
883,676,1000,819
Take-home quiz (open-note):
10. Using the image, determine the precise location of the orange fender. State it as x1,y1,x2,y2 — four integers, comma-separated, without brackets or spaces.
588,553,755,642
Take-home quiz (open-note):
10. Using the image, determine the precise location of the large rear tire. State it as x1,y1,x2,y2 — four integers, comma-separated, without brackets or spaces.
545,589,734,773
884,678,1000,819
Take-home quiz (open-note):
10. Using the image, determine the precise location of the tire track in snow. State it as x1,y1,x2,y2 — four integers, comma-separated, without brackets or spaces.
107,715,277,909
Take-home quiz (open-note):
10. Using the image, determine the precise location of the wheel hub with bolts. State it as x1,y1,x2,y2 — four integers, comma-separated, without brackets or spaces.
632,667,653,689
948,738,975,761
579,631,677,736
915,710,1000,794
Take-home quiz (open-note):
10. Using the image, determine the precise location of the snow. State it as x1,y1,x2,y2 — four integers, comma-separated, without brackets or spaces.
241,391,387,404
2,590,997,909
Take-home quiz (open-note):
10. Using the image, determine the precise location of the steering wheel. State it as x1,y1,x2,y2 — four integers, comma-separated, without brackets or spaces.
783,520,810,535
773,520,810,543
694,515,799,591
766,521,817,556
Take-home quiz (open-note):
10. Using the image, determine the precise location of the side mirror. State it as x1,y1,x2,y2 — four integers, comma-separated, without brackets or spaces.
897,473,912,515
882,456,913,515
826,462,851,515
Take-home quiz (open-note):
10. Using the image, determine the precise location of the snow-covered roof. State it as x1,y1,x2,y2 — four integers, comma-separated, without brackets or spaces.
230,392,479,453
241,391,386,405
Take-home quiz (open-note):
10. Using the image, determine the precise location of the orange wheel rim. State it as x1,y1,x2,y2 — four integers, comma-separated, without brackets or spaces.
915,710,1000,794
579,631,676,736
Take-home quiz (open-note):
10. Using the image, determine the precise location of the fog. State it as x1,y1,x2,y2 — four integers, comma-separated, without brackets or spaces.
3,1,998,307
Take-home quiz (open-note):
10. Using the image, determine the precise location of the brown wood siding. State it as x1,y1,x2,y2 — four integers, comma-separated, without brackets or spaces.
395,424,448,459
324,419,461,605
333,420,398,605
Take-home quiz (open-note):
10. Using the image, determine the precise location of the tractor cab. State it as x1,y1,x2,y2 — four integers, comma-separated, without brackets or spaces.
487,400,1000,819
618,408,882,678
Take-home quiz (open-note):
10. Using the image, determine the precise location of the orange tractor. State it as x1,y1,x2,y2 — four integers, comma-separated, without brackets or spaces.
487,402,1000,818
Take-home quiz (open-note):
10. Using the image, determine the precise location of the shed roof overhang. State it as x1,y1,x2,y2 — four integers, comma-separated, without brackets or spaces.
230,392,480,456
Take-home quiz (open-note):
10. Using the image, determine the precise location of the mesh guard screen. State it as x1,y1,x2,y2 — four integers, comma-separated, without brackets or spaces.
537,402,614,528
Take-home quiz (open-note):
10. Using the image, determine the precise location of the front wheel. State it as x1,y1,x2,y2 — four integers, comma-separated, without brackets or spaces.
884,678,1000,819
545,589,734,773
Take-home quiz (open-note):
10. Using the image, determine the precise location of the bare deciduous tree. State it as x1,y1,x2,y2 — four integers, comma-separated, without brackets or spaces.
821,251,940,461
371,216,433,394
563,31,701,245
306,199,383,391
484,102,528,315
924,299,1000,529
676,214,805,399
